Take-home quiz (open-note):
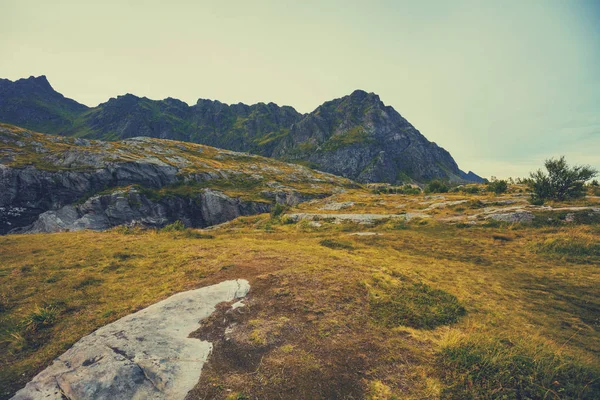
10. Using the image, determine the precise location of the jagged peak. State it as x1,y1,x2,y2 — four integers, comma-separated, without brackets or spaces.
11,75,53,91
347,89,382,105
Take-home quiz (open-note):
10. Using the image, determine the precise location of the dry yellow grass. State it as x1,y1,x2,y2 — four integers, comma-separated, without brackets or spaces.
1,206,599,398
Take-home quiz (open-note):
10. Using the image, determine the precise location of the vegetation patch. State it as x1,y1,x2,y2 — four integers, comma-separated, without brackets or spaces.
320,126,372,151
425,180,450,194
319,238,355,250
22,305,58,332
536,236,600,261
369,280,466,329
438,335,600,399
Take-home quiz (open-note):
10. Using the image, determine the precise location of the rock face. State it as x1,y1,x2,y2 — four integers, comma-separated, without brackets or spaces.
0,161,180,233
0,124,352,234
0,76,480,184
17,188,270,233
11,279,250,400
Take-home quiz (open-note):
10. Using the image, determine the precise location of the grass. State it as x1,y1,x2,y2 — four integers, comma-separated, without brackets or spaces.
369,280,466,329
320,126,373,151
0,123,356,205
319,238,355,250
22,305,58,332
536,234,600,263
0,189,599,398
438,333,600,399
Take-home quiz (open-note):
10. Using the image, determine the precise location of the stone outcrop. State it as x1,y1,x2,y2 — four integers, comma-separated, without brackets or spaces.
1,125,351,234
15,188,270,233
11,279,250,400
0,162,179,234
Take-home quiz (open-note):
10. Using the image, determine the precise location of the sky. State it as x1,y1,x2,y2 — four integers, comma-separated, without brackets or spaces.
1,0,599,179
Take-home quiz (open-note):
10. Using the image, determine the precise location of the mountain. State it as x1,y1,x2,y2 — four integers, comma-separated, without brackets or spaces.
0,76,478,184
460,170,485,183
0,123,353,234
273,90,465,182
0,76,87,133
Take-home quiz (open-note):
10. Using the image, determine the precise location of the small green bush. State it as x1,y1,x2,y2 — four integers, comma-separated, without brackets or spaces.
425,180,449,194
461,186,480,194
488,179,508,194
161,220,186,232
270,203,287,218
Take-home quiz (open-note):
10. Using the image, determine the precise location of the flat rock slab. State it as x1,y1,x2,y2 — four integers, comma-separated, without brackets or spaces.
12,279,250,400
288,212,430,224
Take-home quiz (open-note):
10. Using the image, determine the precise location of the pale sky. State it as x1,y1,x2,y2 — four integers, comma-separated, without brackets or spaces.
1,0,599,179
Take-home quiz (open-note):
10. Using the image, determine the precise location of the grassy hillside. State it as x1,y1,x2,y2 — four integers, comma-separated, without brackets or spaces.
1,188,599,399
0,123,355,203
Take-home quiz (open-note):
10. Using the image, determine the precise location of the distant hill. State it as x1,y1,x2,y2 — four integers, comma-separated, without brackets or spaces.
0,76,480,183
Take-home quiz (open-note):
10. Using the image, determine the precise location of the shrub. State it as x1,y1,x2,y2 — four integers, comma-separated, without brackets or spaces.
527,156,597,203
161,220,186,232
487,179,508,194
270,202,287,218
461,186,480,194
425,180,449,194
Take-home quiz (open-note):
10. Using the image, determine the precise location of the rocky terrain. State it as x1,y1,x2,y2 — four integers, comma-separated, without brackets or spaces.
0,123,353,234
0,76,481,184
1,185,599,399
292,190,600,226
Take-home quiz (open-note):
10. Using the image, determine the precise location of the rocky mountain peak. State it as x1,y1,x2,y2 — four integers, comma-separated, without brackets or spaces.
348,89,381,103
23,75,52,90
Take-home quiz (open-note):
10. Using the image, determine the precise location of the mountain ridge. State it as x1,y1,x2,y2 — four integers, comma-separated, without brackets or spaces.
0,76,483,184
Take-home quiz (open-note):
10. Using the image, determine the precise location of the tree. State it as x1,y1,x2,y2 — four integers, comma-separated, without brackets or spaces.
528,156,597,203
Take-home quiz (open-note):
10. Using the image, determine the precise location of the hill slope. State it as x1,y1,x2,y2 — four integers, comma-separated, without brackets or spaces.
0,123,354,234
0,76,482,184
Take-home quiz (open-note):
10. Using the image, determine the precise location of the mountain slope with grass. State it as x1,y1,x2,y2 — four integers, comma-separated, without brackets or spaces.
0,123,354,234
0,76,479,184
